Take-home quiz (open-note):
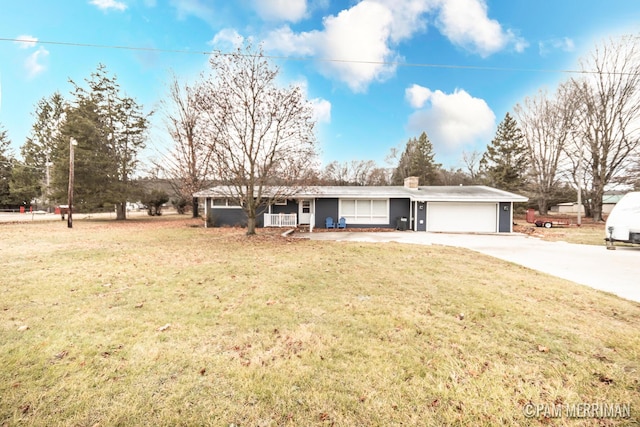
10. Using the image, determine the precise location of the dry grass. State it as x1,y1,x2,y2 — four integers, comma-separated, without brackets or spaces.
1,216,639,426
514,218,622,246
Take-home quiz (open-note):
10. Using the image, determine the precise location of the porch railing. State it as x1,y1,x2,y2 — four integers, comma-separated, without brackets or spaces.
264,213,297,228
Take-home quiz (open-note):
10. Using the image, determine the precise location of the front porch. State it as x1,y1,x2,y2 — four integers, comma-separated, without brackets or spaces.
263,213,297,228
263,212,315,232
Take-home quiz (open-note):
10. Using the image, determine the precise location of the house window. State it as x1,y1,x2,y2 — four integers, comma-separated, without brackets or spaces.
274,199,288,206
211,198,241,208
302,200,311,213
339,199,389,224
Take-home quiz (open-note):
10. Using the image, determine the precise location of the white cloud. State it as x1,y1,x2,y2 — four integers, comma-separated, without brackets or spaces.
310,98,331,124
369,0,436,43
405,84,432,108
89,0,127,11
539,37,575,56
513,35,529,53
265,1,399,92
25,47,50,78
211,29,245,50
170,0,215,23
264,0,524,92
13,35,49,78
15,35,38,49
315,2,398,92
435,0,526,57
406,85,495,152
262,26,316,56
254,0,308,22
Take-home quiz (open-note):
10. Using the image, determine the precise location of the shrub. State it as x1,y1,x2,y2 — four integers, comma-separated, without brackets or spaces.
141,190,169,216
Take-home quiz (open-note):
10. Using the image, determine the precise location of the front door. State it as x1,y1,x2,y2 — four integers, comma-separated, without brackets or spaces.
298,199,312,224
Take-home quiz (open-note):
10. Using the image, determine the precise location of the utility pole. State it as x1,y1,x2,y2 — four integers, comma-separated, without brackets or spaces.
68,138,77,228
45,156,51,212
576,139,585,227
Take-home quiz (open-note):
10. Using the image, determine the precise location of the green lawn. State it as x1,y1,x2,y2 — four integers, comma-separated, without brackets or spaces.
1,217,638,426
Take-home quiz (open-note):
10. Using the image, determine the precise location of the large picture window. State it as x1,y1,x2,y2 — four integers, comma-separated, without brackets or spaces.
339,199,389,225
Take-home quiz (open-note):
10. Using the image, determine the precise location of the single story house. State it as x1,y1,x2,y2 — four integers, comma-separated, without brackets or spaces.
194,178,528,233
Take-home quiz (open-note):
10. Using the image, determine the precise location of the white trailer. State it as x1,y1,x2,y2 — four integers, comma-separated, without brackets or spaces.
605,191,640,249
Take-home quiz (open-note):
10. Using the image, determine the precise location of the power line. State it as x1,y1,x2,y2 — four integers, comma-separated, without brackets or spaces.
0,36,629,76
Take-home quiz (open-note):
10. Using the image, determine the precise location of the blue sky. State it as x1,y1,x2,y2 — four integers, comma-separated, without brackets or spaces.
1,0,639,169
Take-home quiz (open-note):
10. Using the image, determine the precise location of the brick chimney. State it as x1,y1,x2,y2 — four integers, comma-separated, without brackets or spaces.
404,176,419,189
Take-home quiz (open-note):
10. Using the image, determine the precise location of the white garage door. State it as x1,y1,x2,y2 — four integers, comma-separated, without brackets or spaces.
427,202,497,233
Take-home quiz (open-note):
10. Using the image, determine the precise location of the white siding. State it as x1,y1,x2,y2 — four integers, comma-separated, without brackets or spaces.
427,202,497,233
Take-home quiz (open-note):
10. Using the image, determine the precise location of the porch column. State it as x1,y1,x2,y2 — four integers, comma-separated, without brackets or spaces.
410,201,414,231
204,198,209,228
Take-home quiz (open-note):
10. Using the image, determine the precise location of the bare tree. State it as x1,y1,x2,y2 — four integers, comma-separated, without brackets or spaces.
351,160,377,186
461,149,482,182
514,83,577,214
438,167,472,186
158,74,213,217
320,160,391,185
570,35,640,221
365,167,392,186
629,155,640,190
196,42,318,234
321,161,352,185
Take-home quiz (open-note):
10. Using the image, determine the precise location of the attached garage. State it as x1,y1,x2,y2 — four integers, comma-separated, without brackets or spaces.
427,202,497,233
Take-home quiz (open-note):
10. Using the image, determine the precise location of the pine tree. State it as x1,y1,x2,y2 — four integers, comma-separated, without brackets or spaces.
480,113,528,193
0,125,14,207
21,92,66,208
391,132,441,185
9,163,42,207
49,65,149,217
412,131,441,185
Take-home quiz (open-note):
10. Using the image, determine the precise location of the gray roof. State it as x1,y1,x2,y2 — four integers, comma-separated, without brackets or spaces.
194,185,527,203
603,194,625,204
411,185,528,202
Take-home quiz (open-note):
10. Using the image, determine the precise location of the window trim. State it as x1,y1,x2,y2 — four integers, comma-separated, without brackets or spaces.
339,198,389,225
211,198,242,208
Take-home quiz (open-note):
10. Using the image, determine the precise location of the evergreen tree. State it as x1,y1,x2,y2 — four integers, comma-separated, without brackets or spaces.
9,163,42,207
391,132,441,185
21,92,66,208
0,125,15,207
390,139,415,185
480,113,528,193
411,131,442,185
51,96,113,211
49,65,149,217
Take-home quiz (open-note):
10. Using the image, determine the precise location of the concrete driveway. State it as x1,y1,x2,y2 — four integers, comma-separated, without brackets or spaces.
306,231,640,303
